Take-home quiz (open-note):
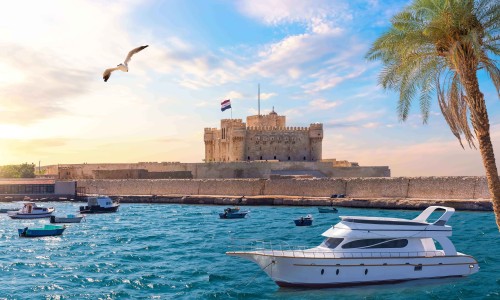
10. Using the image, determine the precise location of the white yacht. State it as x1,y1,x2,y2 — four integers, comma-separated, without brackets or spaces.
8,202,55,219
227,206,479,288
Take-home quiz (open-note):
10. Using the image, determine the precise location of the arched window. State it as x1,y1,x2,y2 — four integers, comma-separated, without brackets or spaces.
247,156,250,160
303,156,306,160
288,156,291,160
274,156,276,159
260,156,263,160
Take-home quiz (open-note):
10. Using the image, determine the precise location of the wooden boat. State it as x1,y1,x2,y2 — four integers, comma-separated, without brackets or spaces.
318,207,338,213
80,195,119,214
8,202,55,219
50,214,85,223
219,207,248,219
18,224,66,237
294,214,313,226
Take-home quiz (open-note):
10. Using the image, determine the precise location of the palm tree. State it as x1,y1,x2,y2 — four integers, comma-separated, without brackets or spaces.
366,0,500,229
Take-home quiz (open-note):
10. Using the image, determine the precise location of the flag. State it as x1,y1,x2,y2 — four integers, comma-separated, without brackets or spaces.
221,99,231,112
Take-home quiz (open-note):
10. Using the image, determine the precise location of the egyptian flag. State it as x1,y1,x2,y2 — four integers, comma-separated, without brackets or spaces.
221,99,231,112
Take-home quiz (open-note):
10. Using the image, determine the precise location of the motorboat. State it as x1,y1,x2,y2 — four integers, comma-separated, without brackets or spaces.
294,214,313,226
219,207,248,219
227,206,479,288
318,207,338,213
79,195,119,213
18,224,66,237
7,202,55,219
50,214,85,223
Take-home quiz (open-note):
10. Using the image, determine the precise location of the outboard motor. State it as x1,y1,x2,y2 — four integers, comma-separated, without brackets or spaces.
50,216,56,223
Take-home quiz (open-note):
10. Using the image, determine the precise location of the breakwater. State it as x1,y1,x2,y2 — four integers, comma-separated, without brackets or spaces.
76,176,493,211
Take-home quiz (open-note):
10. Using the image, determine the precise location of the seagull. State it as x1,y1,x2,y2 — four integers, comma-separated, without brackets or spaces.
103,45,149,82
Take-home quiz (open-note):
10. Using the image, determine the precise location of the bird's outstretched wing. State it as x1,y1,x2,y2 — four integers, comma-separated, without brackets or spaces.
103,67,119,82
124,45,149,65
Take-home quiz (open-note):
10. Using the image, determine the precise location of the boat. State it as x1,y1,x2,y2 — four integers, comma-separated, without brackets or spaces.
219,207,248,219
18,224,66,237
50,214,85,223
318,207,338,213
294,214,313,226
7,202,55,219
227,206,479,288
79,195,119,213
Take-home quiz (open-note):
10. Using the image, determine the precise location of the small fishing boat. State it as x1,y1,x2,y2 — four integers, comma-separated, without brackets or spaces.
8,202,55,219
318,207,338,213
50,214,85,223
294,214,313,226
18,224,66,237
80,195,119,213
219,207,248,219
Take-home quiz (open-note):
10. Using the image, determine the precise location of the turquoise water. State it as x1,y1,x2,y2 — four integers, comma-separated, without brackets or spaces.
0,203,499,299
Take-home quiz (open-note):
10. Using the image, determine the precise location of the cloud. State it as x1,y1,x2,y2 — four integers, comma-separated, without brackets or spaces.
224,91,244,100
0,44,93,125
260,92,277,100
236,0,351,26
309,98,340,110
0,1,142,125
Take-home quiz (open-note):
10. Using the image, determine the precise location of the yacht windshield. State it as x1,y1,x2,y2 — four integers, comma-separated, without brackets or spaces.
321,238,344,249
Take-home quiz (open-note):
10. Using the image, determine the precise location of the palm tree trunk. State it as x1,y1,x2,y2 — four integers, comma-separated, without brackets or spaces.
460,65,500,230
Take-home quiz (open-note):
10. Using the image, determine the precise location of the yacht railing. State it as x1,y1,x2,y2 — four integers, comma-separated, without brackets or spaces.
227,239,446,259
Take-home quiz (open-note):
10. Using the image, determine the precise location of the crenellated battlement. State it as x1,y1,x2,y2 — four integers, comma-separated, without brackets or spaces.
309,122,323,129
246,126,311,131
204,128,218,132
221,118,243,123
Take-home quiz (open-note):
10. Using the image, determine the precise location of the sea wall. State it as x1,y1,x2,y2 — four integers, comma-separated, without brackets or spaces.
77,176,492,200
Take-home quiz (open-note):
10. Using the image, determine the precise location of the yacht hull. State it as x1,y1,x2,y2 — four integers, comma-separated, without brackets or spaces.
228,252,478,288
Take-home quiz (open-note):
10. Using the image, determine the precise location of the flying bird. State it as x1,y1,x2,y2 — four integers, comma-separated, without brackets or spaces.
103,45,149,82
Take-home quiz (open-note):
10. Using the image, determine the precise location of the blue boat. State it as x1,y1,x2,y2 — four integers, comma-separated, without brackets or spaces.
294,214,313,226
18,224,66,237
219,207,248,219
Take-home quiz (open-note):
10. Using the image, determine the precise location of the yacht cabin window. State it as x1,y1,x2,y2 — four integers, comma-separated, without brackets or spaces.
341,239,408,249
322,238,344,249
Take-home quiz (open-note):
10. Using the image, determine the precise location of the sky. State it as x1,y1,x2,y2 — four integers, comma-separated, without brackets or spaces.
0,0,498,176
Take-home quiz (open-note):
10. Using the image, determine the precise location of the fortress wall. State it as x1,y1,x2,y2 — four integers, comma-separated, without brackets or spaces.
198,179,264,196
263,178,346,196
475,177,491,199
76,176,493,200
346,177,409,198
406,176,483,199
45,162,391,179
149,179,200,195
323,166,391,177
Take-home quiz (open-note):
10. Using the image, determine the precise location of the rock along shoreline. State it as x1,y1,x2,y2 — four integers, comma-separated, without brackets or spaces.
0,194,492,211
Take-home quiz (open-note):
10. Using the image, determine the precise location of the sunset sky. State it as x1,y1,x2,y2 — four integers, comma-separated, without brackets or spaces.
0,0,498,176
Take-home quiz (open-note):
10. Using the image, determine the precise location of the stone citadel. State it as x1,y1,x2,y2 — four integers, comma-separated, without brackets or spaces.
204,108,323,162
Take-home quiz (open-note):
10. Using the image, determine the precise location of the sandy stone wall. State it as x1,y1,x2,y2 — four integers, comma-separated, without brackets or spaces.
77,176,493,199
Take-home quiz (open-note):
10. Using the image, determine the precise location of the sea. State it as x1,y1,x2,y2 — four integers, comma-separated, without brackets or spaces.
0,203,498,300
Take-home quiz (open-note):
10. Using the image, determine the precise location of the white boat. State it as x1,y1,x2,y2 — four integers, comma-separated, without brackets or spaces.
8,202,55,219
50,214,85,223
79,195,119,214
227,206,479,288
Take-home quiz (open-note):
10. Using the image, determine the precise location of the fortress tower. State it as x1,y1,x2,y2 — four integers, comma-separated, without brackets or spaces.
204,109,323,162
